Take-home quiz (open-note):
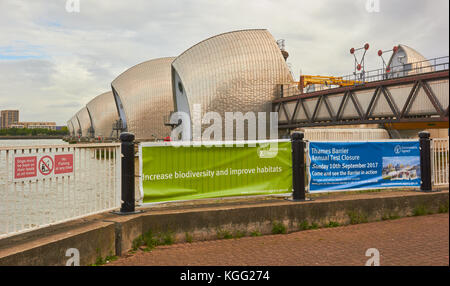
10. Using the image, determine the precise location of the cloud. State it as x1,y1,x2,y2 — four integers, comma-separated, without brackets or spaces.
0,0,448,125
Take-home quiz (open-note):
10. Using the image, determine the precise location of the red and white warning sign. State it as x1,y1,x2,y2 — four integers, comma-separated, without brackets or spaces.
13,153,74,182
55,154,74,174
38,155,54,176
14,156,37,180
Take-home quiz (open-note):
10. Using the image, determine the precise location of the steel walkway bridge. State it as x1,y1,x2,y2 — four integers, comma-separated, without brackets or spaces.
274,57,449,131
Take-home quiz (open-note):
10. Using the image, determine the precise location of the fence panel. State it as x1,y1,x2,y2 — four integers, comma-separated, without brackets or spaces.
432,138,449,186
0,143,121,239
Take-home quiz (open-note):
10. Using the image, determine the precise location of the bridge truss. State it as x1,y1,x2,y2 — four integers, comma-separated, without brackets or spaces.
274,70,449,130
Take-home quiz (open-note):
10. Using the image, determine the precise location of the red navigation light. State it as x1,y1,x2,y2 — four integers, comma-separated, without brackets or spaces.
378,50,383,56
386,67,391,73
364,43,370,50
393,46,399,53
357,64,362,71
350,48,355,54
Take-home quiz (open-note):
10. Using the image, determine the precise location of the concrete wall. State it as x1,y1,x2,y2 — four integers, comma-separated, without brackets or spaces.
0,190,448,265
0,217,116,266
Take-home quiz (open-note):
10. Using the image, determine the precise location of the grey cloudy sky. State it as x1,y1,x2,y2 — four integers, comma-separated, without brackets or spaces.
0,0,448,125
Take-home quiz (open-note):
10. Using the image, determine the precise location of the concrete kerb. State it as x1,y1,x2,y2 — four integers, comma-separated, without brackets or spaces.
133,191,449,245
0,218,116,266
0,190,448,265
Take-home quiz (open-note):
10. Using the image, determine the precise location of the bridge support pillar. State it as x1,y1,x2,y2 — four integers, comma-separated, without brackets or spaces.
419,131,432,192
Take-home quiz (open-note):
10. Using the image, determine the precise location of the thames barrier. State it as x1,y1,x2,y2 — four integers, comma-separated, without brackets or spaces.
0,1,448,276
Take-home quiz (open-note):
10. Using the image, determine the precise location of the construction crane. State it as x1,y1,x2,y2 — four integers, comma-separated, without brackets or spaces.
297,75,362,94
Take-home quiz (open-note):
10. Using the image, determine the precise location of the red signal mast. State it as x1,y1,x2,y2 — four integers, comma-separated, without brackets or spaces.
350,43,370,82
378,45,399,74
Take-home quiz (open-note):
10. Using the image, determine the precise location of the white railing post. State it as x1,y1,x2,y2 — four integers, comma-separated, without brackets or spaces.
431,137,449,187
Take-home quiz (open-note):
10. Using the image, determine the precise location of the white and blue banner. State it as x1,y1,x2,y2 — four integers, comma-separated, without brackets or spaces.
308,141,421,192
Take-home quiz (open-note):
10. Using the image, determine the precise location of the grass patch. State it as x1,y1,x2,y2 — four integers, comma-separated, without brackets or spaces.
271,221,287,234
324,221,340,228
161,231,175,245
438,201,449,213
142,231,160,249
132,229,175,251
103,255,118,264
89,254,118,266
413,205,434,216
382,213,401,221
298,220,310,231
185,232,193,243
132,235,144,251
348,210,368,224
234,230,246,239
217,229,233,239
298,220,320,230
250,230,262,237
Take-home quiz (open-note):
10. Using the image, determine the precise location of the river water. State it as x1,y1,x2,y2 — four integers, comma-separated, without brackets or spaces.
0,139,67,147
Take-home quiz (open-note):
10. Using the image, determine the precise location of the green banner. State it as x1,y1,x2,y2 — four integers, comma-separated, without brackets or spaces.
139,141,292,203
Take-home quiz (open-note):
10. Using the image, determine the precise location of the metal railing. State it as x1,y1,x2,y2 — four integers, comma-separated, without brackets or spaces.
0,143,121,239
432,137,449,186
279,56,449,97
341,56,449,83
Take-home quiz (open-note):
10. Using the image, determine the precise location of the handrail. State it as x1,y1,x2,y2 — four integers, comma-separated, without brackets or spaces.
0,143,121,151
340,56,449,84
282,56,449,96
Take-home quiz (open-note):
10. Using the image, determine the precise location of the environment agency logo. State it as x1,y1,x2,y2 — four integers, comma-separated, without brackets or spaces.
66,0,80,13
258,144,278,158
394,144,418,155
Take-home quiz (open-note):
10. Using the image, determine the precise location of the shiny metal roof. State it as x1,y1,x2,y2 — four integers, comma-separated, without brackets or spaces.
67,120,73,135
86,91,119,138
171,29,293,139
387,44,433,75
70,116,80,136
111,57,175,140
396,44,428,64
75,107,91,137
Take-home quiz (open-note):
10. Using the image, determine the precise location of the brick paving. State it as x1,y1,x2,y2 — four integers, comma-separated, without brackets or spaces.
108,213,449,266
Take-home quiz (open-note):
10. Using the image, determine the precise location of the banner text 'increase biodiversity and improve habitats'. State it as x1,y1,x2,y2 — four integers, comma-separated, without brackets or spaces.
140,141,292,203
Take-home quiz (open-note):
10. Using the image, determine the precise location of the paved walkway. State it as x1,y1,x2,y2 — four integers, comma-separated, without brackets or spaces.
108,213,449,266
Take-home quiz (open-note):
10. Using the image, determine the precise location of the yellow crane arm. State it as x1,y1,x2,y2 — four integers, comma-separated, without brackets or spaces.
296,75,362,93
